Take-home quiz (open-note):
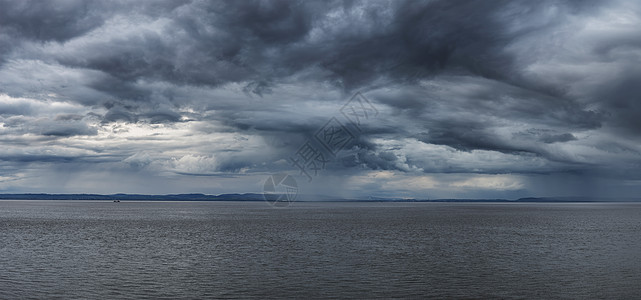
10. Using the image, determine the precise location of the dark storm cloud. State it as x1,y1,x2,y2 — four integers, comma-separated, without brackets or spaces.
4,1,537,97
0,0,189,42
3,1,610,116
1,0,641,196
0,0,623,98
40,122,97,137
515,130,577,144
0,0,103,42
416,124,531,154
591,68,641,136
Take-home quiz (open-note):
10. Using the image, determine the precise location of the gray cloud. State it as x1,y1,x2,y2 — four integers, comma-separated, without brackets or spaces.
0,0,640,197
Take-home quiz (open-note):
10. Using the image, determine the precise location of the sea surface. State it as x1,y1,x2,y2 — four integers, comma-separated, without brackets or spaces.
1,201,640,299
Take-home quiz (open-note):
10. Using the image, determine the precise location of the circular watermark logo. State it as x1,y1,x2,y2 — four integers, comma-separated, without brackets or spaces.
263,173,298,207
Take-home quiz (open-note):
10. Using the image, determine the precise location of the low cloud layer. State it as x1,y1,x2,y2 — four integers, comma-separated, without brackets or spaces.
1,0,640,198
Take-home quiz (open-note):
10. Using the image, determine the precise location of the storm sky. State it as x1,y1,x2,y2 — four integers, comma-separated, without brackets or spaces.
1,0,640,199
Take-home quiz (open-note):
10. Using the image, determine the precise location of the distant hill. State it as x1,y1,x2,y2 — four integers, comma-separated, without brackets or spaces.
0,194,640,202
514,196,641,202
0,193,265,201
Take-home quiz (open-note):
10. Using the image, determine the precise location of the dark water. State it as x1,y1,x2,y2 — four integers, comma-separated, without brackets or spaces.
1,201,640,299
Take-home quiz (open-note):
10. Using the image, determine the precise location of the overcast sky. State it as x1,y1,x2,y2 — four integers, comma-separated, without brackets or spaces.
1,0,640,199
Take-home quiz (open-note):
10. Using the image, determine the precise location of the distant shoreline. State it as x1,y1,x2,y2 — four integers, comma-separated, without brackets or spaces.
0,194,640,202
